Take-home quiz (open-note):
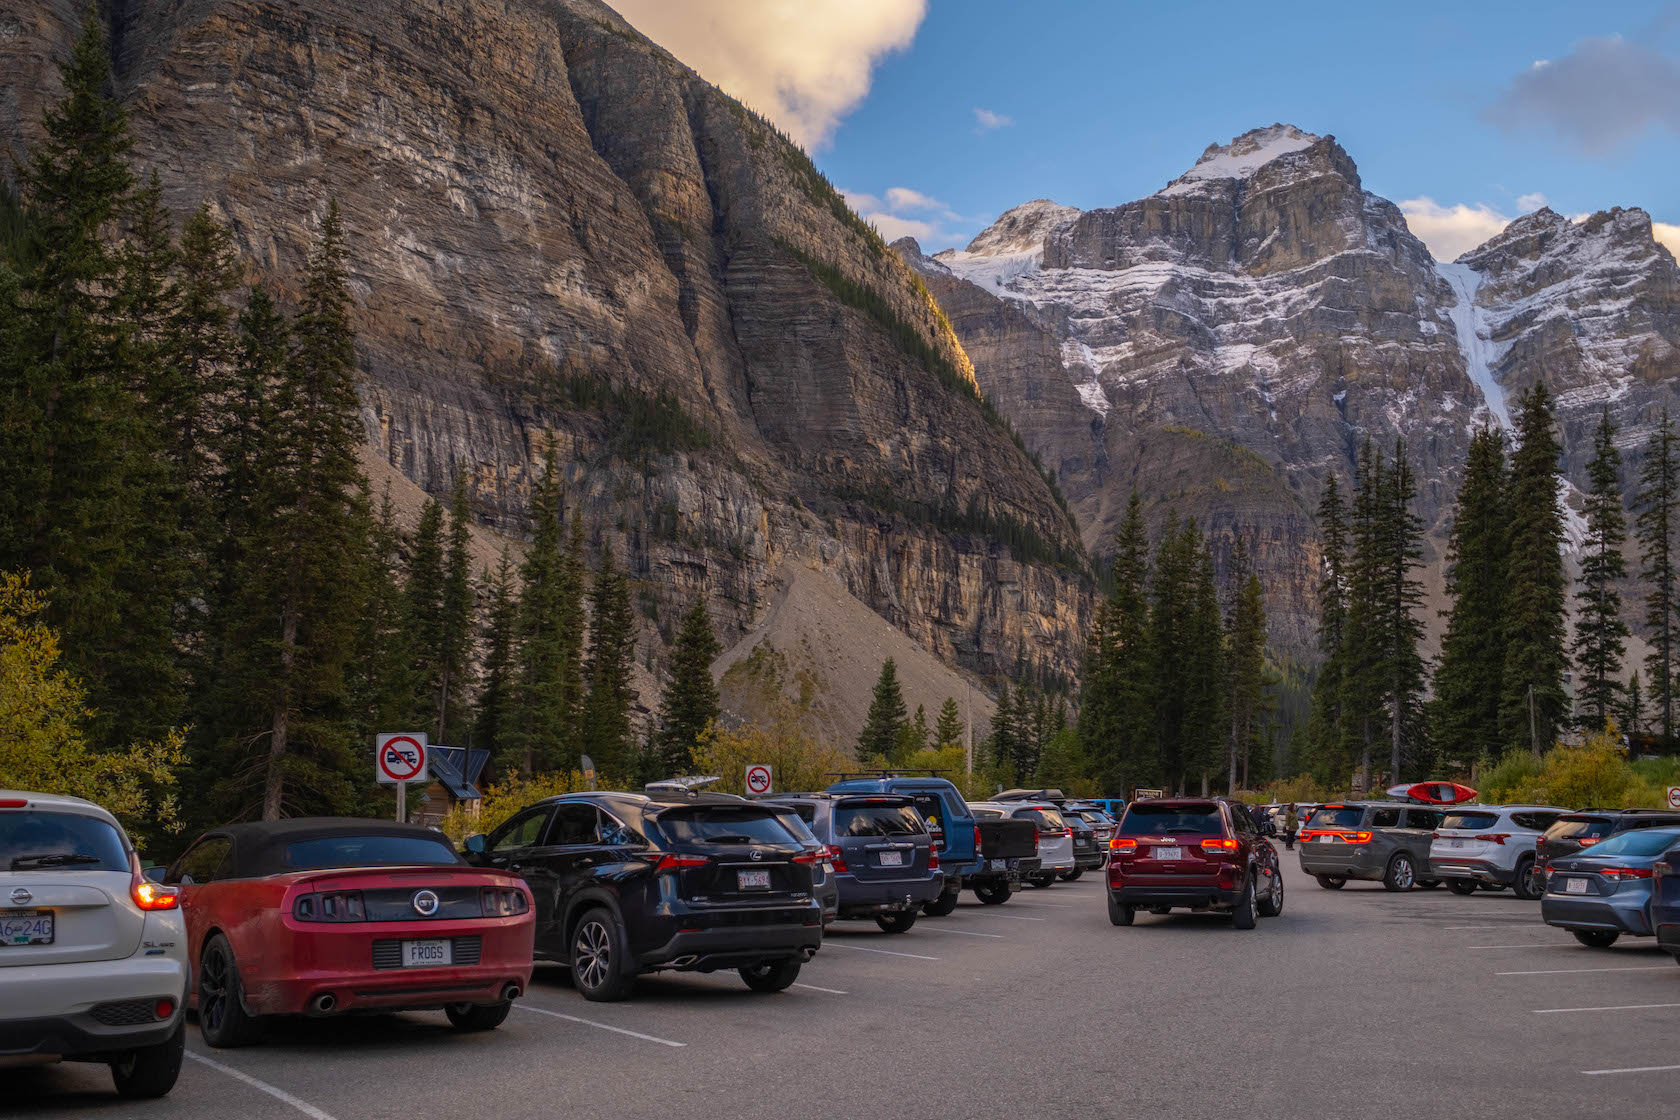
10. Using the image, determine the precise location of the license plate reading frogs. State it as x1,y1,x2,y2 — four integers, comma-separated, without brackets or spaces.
402,939,451,967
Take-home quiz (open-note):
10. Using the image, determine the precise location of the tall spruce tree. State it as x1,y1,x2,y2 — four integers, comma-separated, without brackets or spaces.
581,549,637,777
1379,442,1430,779
656,598,721,775
437,476,475,742
1147,513,1190,788
504,448,581,775
897,704,930,760
1573,406,1629,731
1637,408,1680,741
1432,427,1510,767
475,551,519,765
990,683,1019,778
1079,492,1152,793
1303,472,1350,781
1625,670,1646,736
1500,384,1569,752
1339,440,1387,787
404,499,447,725
1226,562,1267,795
935,696,964,748
858,658,909,760
1180,525,1226,794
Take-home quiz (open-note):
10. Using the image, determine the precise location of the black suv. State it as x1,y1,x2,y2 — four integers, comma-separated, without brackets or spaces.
462,792,822,1000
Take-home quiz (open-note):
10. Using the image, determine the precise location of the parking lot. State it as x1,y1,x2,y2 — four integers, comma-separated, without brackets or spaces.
11,851,1680,1120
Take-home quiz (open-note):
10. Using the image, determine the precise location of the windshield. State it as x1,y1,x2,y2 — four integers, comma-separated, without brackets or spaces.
1,811,129,872
834,802,925,837
1119,804,1222,835
1547,816,1614,841
1576,829,1680,859
656,810,797,847
284,835,462,870
1442,811,1500,831
1305,807,1365,830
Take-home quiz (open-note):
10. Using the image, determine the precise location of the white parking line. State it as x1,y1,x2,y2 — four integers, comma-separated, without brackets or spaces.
966,913,1048,922
1496,965,1675,976
1583,1064,1680,1076
792,982,849,994
822,942,941,961
916,926,1005,939
185,1052,338,1120
1444,924,1532,930
1467,943,1570,949
1535,1003,1680,1014
517,1003,686,1047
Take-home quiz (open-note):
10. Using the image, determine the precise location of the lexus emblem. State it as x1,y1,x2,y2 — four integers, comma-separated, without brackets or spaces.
9,887,31,906
749,849,763,862
411,889,440,916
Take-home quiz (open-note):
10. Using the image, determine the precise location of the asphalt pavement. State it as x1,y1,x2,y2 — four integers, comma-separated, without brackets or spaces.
11,850,1680,1119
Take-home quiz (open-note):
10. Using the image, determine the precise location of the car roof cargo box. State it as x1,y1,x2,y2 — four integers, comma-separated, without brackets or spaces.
996,788,1066,802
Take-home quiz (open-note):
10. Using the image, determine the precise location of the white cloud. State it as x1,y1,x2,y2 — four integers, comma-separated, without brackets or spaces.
1656,222,1680,258
861,212,945,243
844,185,971,249
611,0,927,150
841,189,883,213
1399,197,1517,261
1516,192,1548,211
973,107,1013,132
1487,34,1680,155
884,186,947,213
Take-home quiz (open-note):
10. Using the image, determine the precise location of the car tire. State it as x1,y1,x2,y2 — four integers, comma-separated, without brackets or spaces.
1107,893,1134,926
1028,874,1054,888
974,883,1012,905
923,885,960,917
570,907,635,1002
1232,872,1258,930
445,1001,512,1031
1257,867,1285,918
1511,856,1541,901
1149,906,1172,915
876,911,916,934
1060,869,1084,882
198,934,262,1049
739,959,801,993
1315,875,1346,890
1416,878,1442,890
1478,882,1509,892
1572,929,1620,949
1447,878,1478,896
110,1019,184,1099
1383,853,1416,892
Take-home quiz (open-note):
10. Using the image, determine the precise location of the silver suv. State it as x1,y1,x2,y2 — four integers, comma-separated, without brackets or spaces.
1298,801,1444,891
1428,804,1566,900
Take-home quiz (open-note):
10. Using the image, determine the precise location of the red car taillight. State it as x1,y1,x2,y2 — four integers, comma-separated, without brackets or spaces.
1201,838,1239,853
928,846,940,871
1474,833,1511,846
826,845,848,873
292,890,366,922
1602,866,1654,881
655,854,709,872
1110,837,1138,853
792,850,822,864
973,825,982,854
480,886,529,916
1578,837,1601,847
132,876,179,911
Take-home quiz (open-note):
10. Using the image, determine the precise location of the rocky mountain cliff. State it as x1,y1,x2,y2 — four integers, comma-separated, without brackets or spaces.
2,0,1090,716
897,124,1680,658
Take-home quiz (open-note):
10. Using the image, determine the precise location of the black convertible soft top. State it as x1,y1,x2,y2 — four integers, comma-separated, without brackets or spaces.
193,818,462,878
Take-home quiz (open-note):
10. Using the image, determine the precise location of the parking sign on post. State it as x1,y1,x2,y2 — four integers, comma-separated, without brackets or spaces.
1668,786,1680,810
745,764,772,796
376,732,429,822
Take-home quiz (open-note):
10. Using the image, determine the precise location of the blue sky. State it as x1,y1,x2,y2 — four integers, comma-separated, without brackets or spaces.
618,0,1680,260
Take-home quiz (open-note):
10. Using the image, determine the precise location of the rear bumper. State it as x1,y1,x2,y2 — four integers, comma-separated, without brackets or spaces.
834,873,945,918
1657,921,1680,954
1073,851,1108,871
0,957,188,1058
1428,858,1513,885
1540,895,1653,936
641,913,822,972
1298,845,1386,880
1107,884,1238,909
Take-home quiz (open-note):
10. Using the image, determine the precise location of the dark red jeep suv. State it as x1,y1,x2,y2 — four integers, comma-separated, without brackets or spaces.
1106,798,1283,929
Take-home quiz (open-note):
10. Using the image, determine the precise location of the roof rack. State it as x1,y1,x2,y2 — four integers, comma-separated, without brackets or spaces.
828,769,949,780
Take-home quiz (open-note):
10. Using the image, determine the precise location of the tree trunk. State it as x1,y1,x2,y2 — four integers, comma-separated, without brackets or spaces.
262,602,298,820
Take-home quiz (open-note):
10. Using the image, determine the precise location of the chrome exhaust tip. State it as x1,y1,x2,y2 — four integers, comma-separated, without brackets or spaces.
309,992,337,1015
668,954,698,968
501,983,522,1002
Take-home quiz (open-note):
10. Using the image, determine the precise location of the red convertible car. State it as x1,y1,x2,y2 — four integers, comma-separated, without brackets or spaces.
156,819,533,1047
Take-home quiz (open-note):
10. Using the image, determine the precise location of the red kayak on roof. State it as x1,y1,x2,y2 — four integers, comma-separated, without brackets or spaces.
1385,781,1478,805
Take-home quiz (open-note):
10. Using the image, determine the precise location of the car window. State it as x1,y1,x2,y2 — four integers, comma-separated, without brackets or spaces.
1304,807,1364,830
910,794,946,834
1576,829,1680,858
169,836,232,884
1547,816,1614,841
1510,812,1562,832
547,804,602,846
1,811,129,873
492,809,552,853
1443,811,1500,830
595,809,646,848
1369,808,1401,829
834,802,926,837
1119,804,1224,835
1228,806,1254,835
970,808,1003,819
284,835,462,870
792,804,818,823
1620,815,1680,831
1403,809,1441,830
773,812,821,846
656,809,797,846
1018,808,1068,832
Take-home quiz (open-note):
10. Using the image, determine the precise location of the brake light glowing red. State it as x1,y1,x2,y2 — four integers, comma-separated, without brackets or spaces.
655,854,710,872
1110,837,1138,853
826,845,848,874
1201,837,1239,852
1578,837,1601,847
791,851,822,864
131,877,179,911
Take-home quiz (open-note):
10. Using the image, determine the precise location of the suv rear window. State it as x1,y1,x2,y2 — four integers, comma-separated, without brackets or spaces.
834,802,925,837
1,811,128,872
1018,808,1069,832
773,812,821,846
1119,804,1223,835
971,808,1003,819
1443,811,1500,830
656,810,796,846
1547,816,1614,841
284,835,462,870
1305,807,1364,830
1580,829,1680,858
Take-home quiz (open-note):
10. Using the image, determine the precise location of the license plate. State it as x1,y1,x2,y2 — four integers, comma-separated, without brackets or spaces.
1565,878,1589,895
0,910,53,946
989,859,1007,870
737,869,771,890
879,851,904,867
1155,847,1183,861
402,939,452,967
1449,839,1465,849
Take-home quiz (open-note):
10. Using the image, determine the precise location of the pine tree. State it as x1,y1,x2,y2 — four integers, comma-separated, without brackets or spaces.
1432,428,1510,767
1637,408,1680,741
503,448,581,775
404,499,447,725
1379,442,1430,779
934,696,963,748
1225,563,1267,795
437,475,475,742
1500,384,1569,752
1303,472,1349,781
989,683,1019,779
344,484,414,759
1180,525,1226,793
581,548,637,777
896,704,930,760
656,598,721,775
1340,440,1386,787
1573,406,1629,731
1624,670,1646,737
857,658,908,760
475,551,519,764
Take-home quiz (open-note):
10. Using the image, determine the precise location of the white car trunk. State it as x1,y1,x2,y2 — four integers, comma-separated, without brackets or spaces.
1,870,143,966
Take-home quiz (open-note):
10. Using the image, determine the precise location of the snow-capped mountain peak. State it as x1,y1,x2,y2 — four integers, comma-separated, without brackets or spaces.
959,199,1083,257
1158,123,1321,197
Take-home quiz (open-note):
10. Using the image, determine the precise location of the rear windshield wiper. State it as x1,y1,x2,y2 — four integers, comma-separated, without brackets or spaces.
10,853,105,870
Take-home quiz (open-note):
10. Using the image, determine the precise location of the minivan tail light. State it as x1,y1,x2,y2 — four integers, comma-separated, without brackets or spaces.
1201,838,1239,852
825,845,848,874
132,876,179,911
655,854,710,872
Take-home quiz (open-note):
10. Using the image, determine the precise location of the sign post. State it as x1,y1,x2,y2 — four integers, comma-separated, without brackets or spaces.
581,754,597,792
1667,786,1680,811
376,732,429,822
745,763,772,796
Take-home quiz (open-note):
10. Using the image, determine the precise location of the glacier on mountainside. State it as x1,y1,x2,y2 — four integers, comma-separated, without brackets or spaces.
1435,261,1513,430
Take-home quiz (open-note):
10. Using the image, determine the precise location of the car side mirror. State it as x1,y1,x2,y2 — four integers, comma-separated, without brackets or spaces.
464,834,487,855
142,865,168,883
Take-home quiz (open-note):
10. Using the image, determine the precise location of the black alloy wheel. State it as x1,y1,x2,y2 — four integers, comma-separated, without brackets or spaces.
1257,866,1285,917
570,907,635,1002
1512,856,1542,901
197,935,262,1048
1232,872,1258,930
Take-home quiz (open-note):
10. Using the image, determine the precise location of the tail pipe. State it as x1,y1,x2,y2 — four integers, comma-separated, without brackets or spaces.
501,983,522,1002
309,992,337,1015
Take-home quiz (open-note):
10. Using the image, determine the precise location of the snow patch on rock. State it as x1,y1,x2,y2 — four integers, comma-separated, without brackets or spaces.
1436,261,1513,430
1158,124,1319,197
